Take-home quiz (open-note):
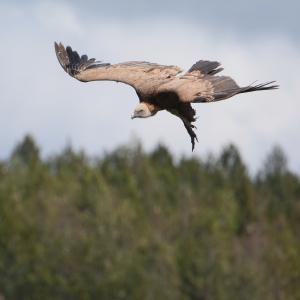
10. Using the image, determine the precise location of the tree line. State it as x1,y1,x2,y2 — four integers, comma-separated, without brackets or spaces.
0,135,300,300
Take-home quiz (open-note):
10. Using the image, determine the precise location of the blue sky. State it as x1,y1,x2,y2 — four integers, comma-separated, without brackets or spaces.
1,0,299,172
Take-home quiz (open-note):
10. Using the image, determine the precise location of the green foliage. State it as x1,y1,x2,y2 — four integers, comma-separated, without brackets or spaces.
0,136,299,299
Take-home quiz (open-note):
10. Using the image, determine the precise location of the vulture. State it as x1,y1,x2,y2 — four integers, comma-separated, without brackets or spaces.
54,42,278,150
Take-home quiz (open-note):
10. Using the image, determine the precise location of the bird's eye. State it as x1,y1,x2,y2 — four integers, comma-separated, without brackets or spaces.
138,109,143,113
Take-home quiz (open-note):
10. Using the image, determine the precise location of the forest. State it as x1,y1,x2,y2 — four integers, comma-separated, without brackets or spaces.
0,135,300,300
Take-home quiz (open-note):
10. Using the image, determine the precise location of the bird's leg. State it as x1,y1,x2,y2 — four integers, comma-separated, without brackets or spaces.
182,118,198,151
167,109,199,151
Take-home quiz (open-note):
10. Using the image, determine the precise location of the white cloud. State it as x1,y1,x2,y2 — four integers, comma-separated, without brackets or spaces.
33,1,83,35
0,4,299,173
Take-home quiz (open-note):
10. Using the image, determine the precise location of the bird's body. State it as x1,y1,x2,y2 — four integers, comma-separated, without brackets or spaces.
55,42,278,150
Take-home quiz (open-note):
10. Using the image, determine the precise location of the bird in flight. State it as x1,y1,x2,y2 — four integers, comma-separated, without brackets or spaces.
54,42,278,150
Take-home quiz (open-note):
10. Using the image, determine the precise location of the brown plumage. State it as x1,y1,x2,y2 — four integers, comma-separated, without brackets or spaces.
54,42,278,150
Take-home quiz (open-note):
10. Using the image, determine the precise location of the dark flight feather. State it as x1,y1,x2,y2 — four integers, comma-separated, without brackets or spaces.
188,60,223,75
55,42,110,76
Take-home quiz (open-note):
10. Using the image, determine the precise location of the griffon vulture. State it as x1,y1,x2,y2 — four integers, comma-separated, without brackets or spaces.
54,42,278,150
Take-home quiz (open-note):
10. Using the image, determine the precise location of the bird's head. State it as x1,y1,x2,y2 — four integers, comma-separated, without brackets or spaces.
131,103,153,119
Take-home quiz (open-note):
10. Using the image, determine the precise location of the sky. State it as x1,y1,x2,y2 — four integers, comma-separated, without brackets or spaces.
1,0,299,173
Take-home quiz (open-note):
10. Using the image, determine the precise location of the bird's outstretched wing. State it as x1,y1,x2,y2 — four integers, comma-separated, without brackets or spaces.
54,42,183,95
157,60,278,103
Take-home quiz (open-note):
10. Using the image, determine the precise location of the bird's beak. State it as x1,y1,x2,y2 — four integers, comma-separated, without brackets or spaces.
131,115,136,119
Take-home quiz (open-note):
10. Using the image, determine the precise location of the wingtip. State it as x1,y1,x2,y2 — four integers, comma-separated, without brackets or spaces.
54,41,70,74
54,41,61,49
240,80,280,94
270,81,280,89
54,42,66,50
66,45,72,52
261,80,280,90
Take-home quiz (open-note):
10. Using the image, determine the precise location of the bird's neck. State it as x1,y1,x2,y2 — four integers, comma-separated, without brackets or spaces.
144,102,160,115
